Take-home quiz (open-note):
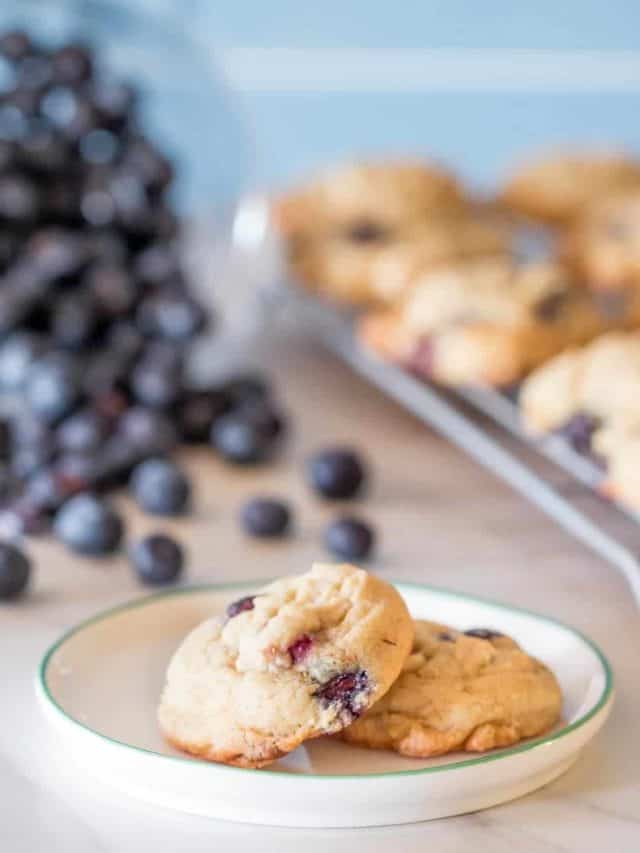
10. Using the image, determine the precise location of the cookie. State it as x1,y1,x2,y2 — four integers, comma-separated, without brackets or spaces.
563,190,640,291
275,160,466,239
158,562,414,768
274,160,495,305
593,419,640,510
520,331,640,435
358,257,640,387
500,151,640,225
341,620,562,758
285,215,511,305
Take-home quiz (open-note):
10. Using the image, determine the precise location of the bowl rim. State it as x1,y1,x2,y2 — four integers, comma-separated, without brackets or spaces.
36,578,614,781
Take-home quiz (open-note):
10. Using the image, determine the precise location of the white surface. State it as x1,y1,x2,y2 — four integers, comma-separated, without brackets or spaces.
37,582,611,827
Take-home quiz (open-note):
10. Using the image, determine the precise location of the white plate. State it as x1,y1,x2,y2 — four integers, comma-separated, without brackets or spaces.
36,581,613,828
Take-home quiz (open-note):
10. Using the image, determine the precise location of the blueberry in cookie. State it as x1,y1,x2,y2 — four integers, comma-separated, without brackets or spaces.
158,562,413,768
341,620,562,757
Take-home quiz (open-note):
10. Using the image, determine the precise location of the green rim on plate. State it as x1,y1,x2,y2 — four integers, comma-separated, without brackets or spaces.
37,580,614,781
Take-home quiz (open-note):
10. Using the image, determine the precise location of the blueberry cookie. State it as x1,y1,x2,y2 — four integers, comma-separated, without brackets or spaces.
563,190,640,291
274,160,510,305
158,562,413,768
358,257,640,387
520,331,640,509
341,620,562,757
500,151,640,225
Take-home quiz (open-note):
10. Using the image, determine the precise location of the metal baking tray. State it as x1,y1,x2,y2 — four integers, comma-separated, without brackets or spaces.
232,196,640,604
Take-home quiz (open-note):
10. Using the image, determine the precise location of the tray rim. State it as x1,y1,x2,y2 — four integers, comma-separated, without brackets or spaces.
37,578,613,782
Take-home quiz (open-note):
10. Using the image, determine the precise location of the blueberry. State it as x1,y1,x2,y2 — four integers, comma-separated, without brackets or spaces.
238,400,286,441
85,264,136,319
89,78,136,126
307,448,366,500
53,493,123,555
463,628,503,640
0,542,31,600
121,135,173,192
79,128,120,165
134,242,180,284
25,455,93,512
57,409,109,454
211,413,275,465
15,55,52,91
0,172,39,222
226,595,255,618
26,228,88,281
136,292,207,341
50,43,93,85
0,332,48,390
224,373,271,406
0,494,49,536
25,354,81,423
313,669,370,719
10,444,54,479
129,458,190,516
555,412,600,456
130,361,181,409
240,497,291,538
324,517,375,561
117,406,177,453
51,294,98,349
20,122,69,173
0,31,33,63
178,389,231,443
130,533,183,586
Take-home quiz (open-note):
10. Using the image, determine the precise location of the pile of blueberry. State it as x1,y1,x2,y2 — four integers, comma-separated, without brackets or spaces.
0,30,375,603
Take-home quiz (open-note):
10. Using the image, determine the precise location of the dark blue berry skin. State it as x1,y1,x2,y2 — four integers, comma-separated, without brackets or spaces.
0,542,31,599
129,458,190,516
53,493,123,556
130,534,183,586
178,389,231,443
211,413,274,465
464,628,503,640
240,498,291,538
324,517,375,561
57,409,109,455
224,373,271,406
307,448,366,500
25,355,81,423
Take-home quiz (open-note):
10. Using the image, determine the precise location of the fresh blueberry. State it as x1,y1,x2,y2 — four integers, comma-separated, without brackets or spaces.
178,388,231,443
129,457,190,516
130,533,184,586
89,77,136,127
224,373,271,406
240,497,291,538
324,517,375,561
130,361,181,409
57,408,109,454
51,293,98,349
0,172,39,222
50,43,93,85
136,292,207,341
120,135,173,192
0,542,31,600
0,30,33,62
307,447,366,499
117,406,178,453
0,332,48,390
85,264,136,319
211,413,275,465
237,400,286,441
15,54,52,91
25,354,81,423
53,493,123,555
134,242,180,284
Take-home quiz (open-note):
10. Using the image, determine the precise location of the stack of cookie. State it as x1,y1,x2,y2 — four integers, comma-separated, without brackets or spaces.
158,563,561,768
275,152,640,511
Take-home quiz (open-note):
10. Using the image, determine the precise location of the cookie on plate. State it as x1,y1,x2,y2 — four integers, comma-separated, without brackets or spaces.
158,562,413,768
341,620,562,758
563,190,640,291
593,418,640,510
358,257,640,387
500,151,640,225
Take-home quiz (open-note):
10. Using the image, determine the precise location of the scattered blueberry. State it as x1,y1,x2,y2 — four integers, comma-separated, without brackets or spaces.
130,533,184,586
57,408,109,454
240,497,291,538
53,493,123,555
25,354,81,423
307,448,366,499
178,388,231,443
211,413,275,465
129,457,190,516
0,542,31,600
224,373,271,406
324,517,375,561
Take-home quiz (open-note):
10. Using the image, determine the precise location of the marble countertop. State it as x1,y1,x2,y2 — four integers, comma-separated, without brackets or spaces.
2,331,639,852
